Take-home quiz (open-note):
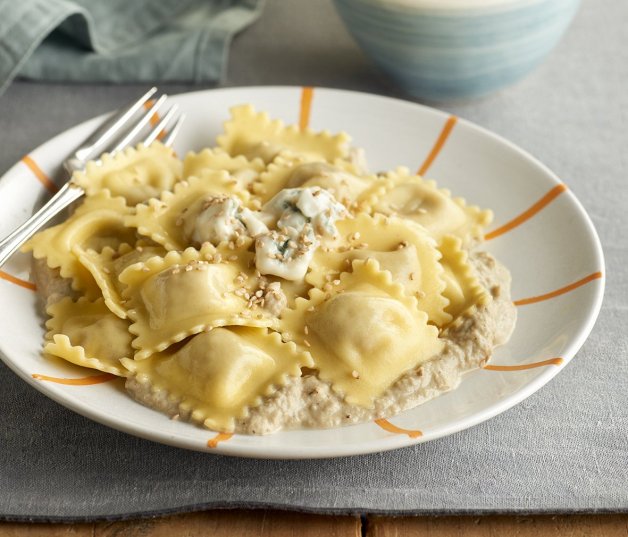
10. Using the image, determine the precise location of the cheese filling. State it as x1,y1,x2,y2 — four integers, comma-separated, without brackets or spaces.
255,187,347,280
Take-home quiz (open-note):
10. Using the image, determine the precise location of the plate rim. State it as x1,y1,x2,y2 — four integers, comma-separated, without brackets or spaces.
0,85,605,459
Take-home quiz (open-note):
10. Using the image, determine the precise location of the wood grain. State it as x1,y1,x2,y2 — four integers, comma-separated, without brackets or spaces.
2,513,628,537
0,510,361,537
367,515,628,537
0,524,93,536
95,511,361,536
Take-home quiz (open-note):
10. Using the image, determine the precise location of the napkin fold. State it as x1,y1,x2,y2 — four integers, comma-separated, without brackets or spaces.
0,0,264,95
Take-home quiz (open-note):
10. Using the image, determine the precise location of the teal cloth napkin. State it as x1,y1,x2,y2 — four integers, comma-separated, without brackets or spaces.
0,0,264,95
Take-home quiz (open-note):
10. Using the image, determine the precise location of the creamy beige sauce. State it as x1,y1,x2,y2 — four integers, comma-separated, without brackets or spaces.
123,250,515,434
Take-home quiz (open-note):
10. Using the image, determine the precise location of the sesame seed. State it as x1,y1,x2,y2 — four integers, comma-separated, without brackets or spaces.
303,339,311,347
351,370,360,379
304,325,309,335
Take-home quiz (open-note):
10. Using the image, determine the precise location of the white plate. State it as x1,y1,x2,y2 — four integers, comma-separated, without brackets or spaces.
0,87,604,459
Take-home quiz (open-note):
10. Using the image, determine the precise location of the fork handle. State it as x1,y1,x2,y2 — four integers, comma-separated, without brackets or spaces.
0,183,84,269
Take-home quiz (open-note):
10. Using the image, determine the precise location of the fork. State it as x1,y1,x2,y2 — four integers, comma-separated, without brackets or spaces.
0,87,184,269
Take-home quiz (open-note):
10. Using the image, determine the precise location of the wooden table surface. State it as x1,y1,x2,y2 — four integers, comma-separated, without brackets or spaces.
1,511,627,536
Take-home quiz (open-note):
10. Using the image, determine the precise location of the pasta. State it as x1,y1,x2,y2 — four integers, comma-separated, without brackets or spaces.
26,103,515,435
281,259,444,407
122,327,313,431
72,142,182,206
361,167,493,245
45,297,132,376
217,104,350,163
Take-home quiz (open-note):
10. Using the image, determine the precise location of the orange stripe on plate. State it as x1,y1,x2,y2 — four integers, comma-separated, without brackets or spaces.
514,272,603,306
485,184,568,240
144,99,160,126
32,373,116,385
374,418,422,439
417,115,458,176
483,358,564,371
21,155,58,194
299,86,314,131
207,432,234,448
0,270,36,291
144,99,166,141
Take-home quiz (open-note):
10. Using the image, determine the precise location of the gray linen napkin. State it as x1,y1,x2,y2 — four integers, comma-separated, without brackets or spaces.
0,0,264,95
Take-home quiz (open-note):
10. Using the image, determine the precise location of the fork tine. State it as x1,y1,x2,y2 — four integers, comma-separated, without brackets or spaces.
74,87,157,162
142,104,179,146
162,114,185,148
110,94,168,154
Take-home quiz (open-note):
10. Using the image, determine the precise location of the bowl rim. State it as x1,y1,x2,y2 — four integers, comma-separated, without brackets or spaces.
336,0,562,14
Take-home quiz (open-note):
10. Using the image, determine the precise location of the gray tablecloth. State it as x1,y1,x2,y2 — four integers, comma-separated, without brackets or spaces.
0,0,626,522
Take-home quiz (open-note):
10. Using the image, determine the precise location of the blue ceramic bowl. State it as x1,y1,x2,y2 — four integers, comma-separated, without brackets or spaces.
333,0,580,101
